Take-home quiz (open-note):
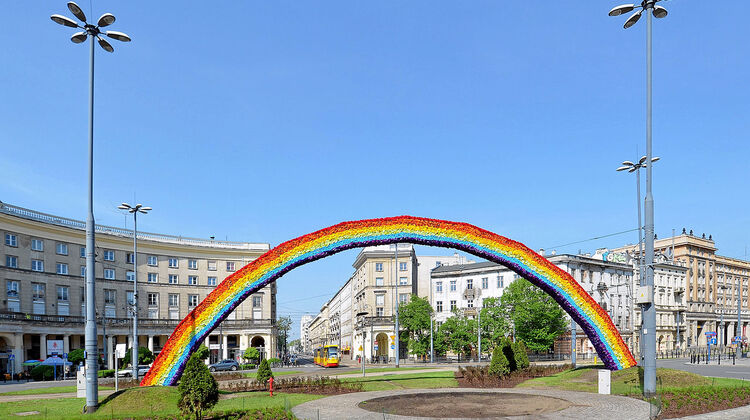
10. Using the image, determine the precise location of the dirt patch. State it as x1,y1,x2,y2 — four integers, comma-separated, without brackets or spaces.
358,392,573,418
455,364,570,388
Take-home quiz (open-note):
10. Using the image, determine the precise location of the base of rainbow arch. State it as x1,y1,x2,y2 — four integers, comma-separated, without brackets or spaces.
141,216,636,386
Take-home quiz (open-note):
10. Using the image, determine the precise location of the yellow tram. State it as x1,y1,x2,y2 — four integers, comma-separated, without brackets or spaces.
314,345,339,367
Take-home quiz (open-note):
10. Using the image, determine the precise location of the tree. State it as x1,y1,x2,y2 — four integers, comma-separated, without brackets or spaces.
121,346,154,367
256,358,274,386
67,349,85,365
243,347,260,364
193,344,210,361
488,346,509,377
513,340,530,370
500,278,567,352
436,311,476,360
276,316,293,354
398,295,433,357
500,337,517,372
178,351,219,420
479,297,511,356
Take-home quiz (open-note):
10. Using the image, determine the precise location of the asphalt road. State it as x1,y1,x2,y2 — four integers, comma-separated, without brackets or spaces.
656,358,750,381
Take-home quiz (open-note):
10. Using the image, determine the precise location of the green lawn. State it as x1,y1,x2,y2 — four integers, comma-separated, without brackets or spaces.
333,366,437,375
343,371,458,391
517,366,749,396
242,370,303,378
0,385,113,396
0,386,323,420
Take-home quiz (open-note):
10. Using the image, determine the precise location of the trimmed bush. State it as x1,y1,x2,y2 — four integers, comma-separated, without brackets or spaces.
488,346,509,377
30,365,55,381
121,346,155,367
67,348,85,365
243,347,260,364
98,369,115,378
501,338,517,372
240,364,256,370
178,351,219,420
193,344,210,361
513,341,530,370
256,358,274,387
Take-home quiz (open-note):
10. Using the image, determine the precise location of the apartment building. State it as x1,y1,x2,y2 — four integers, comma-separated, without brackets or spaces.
0,201,276,374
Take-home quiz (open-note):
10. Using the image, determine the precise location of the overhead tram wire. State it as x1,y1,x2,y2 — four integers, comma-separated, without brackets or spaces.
543,228,639,251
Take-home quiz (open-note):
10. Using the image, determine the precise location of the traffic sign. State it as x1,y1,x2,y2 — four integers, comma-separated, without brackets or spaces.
8,354,14,361
390,345,395,349
374,344,379,351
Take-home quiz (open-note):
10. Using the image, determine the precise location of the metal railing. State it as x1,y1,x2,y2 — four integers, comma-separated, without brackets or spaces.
0,201,268,251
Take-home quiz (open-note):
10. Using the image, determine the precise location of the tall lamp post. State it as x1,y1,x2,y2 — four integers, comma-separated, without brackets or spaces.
609,0,669,397
356,311,368,377
394,244,400,368
51,2,131,412
118,203,151,379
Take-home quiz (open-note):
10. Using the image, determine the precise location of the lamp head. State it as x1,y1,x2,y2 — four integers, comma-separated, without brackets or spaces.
67,1,87,23
51,14,79,28
608,4,636,17
624,10,643,29
97,13,116,27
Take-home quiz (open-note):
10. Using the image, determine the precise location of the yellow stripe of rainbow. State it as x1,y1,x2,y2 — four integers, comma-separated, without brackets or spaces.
141,216,636,386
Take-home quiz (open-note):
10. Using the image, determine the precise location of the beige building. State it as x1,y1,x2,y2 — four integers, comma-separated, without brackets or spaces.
613,230,750,348
0,201,277,375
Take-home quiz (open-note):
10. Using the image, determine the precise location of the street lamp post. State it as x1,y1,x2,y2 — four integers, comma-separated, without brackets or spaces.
609,0,669,397
737,276,742,359
51,2,131,412
118,203,151,380
430,273,434,363
394,244,400,368
356,311,368,377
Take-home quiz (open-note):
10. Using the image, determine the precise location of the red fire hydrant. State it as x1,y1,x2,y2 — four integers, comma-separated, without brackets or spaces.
268,376,274,397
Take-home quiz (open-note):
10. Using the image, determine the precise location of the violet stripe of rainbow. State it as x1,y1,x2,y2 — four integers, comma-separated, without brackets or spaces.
141,217,635,386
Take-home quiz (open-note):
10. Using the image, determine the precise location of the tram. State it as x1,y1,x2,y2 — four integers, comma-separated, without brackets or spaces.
314,344,340,367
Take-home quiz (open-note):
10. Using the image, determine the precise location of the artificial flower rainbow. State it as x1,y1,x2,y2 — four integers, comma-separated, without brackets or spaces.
142,216,636,386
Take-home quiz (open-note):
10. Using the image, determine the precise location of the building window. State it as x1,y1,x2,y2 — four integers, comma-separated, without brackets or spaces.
207,261,217,271
126,253,134,264
148,293,158,306
31,259,44,272
226,261,236,272
188,294,198,307
399,262,407,271
207,276,217,286
56,243,68,255
32,283,45,313
56,263,69,275
169,274,178,284
80,247,85,258
376,307,384,316
498,275,504,288
104,289,116,304
436,301,443,312
168,257,178,268
6,255,18,268
57,286,69,302
147,255,158,266
7,280,19,297
375,294,385,306
31,239,44,251
126,271,135,281
399,293,409,304
375,277,384,286
80,266,86,277
450,280,457,292
482,277,488,289
127,291,134,306
467,299,474,308
5,234,17,247
467,279,473,289
104,269,115,280
103,250,114,261
450,300,457,311
188,275,197,285
375,262,383,272
252,296,262,308
399,276,408,285
168,294,179,307
33,283,45,299
188,259,198,269
148,273,158,283
436,281,443,293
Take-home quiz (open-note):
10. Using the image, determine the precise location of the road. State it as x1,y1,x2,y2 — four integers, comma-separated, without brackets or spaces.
657,358,750,381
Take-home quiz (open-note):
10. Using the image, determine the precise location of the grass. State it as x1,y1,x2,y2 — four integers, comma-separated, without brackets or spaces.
0,385,113,396
0,386,323,419
517,366,749,396
242,370,303,378
342,370,458,391
333,366,437,375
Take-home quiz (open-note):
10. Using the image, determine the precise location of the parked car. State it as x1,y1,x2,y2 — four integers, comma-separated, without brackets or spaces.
117,365,150,377
208,359,240,372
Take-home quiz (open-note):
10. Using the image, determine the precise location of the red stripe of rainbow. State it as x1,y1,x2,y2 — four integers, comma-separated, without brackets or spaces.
141,216,636,386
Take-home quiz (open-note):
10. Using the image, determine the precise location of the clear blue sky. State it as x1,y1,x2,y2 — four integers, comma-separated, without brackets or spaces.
2,1,748,340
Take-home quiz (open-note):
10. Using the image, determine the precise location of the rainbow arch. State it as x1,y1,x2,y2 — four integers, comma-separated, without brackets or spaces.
141,216,636,386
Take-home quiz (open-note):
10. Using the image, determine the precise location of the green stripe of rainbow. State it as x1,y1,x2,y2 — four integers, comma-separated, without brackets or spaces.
141,216,636,386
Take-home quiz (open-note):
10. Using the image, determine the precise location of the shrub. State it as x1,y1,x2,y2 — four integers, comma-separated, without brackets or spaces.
256,358,274,386
178,351,219,420
267,357,281,366
67,349,85,365
193,344,210,361
243,347,260,364
513,341,530,370
98,369,115,378
121,346,155,367
488,346,509,377
240,364,256,370
500,338,517,372
30,365,55,381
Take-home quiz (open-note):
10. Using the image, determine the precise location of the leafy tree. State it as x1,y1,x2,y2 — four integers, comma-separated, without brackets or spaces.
256,358,274,386
500,278,567,352
178,351,219,420
276,316,293,353
193,344,210,361
436,311,476,360
488,346,509,377
243,347,260,364
67,349,84,365
121,346,155,367
479,297,510,356
398,295,433,357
